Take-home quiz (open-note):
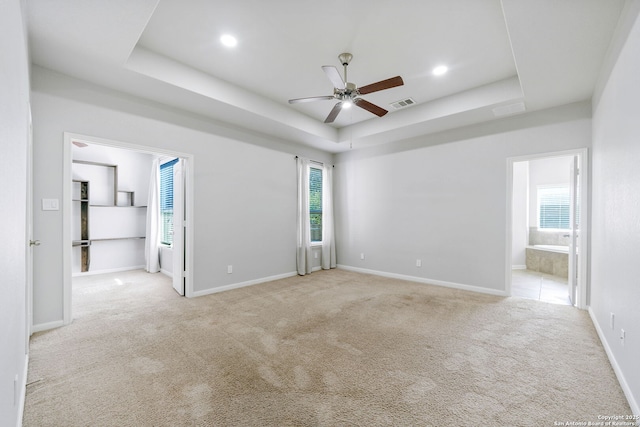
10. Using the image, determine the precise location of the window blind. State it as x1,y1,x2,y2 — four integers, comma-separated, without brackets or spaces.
538,186,570,230
309,167,323,242
160,158,178,245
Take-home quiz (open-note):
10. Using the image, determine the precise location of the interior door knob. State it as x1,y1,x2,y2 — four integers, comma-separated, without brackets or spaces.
29,240,41,247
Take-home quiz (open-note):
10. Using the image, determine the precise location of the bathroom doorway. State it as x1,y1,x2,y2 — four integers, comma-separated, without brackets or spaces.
506,149,588,308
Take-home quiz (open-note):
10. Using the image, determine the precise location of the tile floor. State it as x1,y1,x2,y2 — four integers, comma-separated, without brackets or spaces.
511,269,572,305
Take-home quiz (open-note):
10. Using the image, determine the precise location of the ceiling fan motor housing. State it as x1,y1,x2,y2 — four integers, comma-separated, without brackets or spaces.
338,52,353,66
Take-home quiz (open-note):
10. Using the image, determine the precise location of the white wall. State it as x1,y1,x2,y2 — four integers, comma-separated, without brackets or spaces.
334,102,591,294
0,1,30,425
511,161,528,267
31,67,332,327
591,1,640,414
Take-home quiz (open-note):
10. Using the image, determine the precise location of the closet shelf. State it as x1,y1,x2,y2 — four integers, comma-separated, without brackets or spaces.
89,205,147,208
91,237,146,242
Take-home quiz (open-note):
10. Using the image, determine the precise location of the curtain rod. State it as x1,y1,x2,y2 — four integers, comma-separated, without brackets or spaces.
295,156,334,167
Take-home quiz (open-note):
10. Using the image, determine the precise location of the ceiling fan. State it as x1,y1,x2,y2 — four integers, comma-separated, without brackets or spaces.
288,53,404,123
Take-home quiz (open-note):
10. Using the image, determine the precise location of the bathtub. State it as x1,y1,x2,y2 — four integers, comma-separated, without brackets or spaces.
529,244,569,254
525,245,569,278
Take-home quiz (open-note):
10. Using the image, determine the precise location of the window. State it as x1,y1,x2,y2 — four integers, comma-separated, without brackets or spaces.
538,185,570,230
309,167,323,242
160,158,178,245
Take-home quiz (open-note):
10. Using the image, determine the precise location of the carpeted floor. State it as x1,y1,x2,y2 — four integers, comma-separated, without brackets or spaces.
24,269,631,426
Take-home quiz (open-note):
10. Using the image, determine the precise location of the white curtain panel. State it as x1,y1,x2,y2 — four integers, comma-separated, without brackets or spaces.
296,157,313,275
145,158,161,273
321,164,337,270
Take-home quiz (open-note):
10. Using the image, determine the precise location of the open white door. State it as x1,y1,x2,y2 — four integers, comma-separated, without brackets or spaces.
568,156,579,305
26,107,34,345
172,159,186,295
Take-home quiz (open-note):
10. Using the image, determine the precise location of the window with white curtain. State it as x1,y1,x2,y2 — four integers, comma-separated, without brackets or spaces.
309,166,323,243
538,185,571,230
160,158,178,245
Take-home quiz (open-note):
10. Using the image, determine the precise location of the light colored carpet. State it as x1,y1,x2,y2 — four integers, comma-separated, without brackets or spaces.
24,269,631,426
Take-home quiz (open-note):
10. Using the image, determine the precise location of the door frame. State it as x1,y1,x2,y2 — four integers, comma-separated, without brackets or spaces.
62,132,195,325
505,148,589,309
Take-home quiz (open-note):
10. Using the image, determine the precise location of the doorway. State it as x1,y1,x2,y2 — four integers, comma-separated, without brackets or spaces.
62,133,194,325
506,149,588,308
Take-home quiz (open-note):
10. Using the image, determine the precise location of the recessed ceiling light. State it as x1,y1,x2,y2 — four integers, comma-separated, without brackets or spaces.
432,65,448,76
220,34,238,48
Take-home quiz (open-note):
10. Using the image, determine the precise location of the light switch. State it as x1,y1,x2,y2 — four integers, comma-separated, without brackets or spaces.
42,198,59,211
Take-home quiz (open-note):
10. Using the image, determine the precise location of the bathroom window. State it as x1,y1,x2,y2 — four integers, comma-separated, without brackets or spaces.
538,185,570,230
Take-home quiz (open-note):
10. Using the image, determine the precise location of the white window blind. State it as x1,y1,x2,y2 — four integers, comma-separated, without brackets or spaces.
160,158,178,245
538,185,570,230
309,167,323,242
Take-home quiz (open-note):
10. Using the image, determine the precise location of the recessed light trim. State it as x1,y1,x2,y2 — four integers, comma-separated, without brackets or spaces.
432,65,448,76
220,34,238,48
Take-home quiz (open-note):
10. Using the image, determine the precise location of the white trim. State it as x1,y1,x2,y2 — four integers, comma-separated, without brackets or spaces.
505,148,589,309
337,265,508,297
191,272,298,298
63,132,196,320
71,265,146,277
16,354,28,427
511,265,527,270
160,268,172,278
588,307,640,415
311,266,322,272
32,320,65,333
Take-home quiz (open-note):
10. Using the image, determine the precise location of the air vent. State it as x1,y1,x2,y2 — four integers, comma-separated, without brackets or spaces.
492,102,526,117
389,98,416,110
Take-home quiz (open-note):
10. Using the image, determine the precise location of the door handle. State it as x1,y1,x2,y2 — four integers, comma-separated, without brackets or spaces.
29,240,41,247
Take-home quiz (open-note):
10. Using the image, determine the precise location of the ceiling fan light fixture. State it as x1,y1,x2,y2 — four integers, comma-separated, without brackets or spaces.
432,65,448,76
342,100,352,109
220,34,238,48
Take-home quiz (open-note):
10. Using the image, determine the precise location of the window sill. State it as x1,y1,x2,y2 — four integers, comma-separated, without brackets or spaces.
310,242,323,247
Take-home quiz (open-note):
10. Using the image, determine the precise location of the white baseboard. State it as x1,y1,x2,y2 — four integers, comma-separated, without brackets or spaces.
512,265,527,270
336,265,508,297
588,307,639,416
16,353,28,427
191,271,298,298
72,265,145,277
160,268,172,278
32,319,65,333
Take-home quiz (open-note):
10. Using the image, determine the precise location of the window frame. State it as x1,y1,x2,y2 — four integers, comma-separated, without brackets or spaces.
537,184,571,231
309,165,323,245
159,158,179,246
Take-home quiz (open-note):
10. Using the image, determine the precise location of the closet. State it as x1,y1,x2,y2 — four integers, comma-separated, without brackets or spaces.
71,145,152,274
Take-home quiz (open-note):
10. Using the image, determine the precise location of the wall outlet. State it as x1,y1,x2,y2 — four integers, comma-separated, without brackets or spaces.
610,313,615,330
620,329,625,346
416,259,422,267
360,253,365,260
227,265,233,274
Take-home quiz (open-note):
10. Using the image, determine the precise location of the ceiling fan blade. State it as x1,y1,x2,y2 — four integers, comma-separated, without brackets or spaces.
358,76,404,95
324,102,343,123
354,98,388,117
288,95,335,104
322,66,345,89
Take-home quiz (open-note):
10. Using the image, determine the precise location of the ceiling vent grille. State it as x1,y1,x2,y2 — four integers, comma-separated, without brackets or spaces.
492,102,526,117
389,98,416,110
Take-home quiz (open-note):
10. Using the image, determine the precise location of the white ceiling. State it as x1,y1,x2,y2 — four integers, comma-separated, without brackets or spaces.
26,0,625,153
